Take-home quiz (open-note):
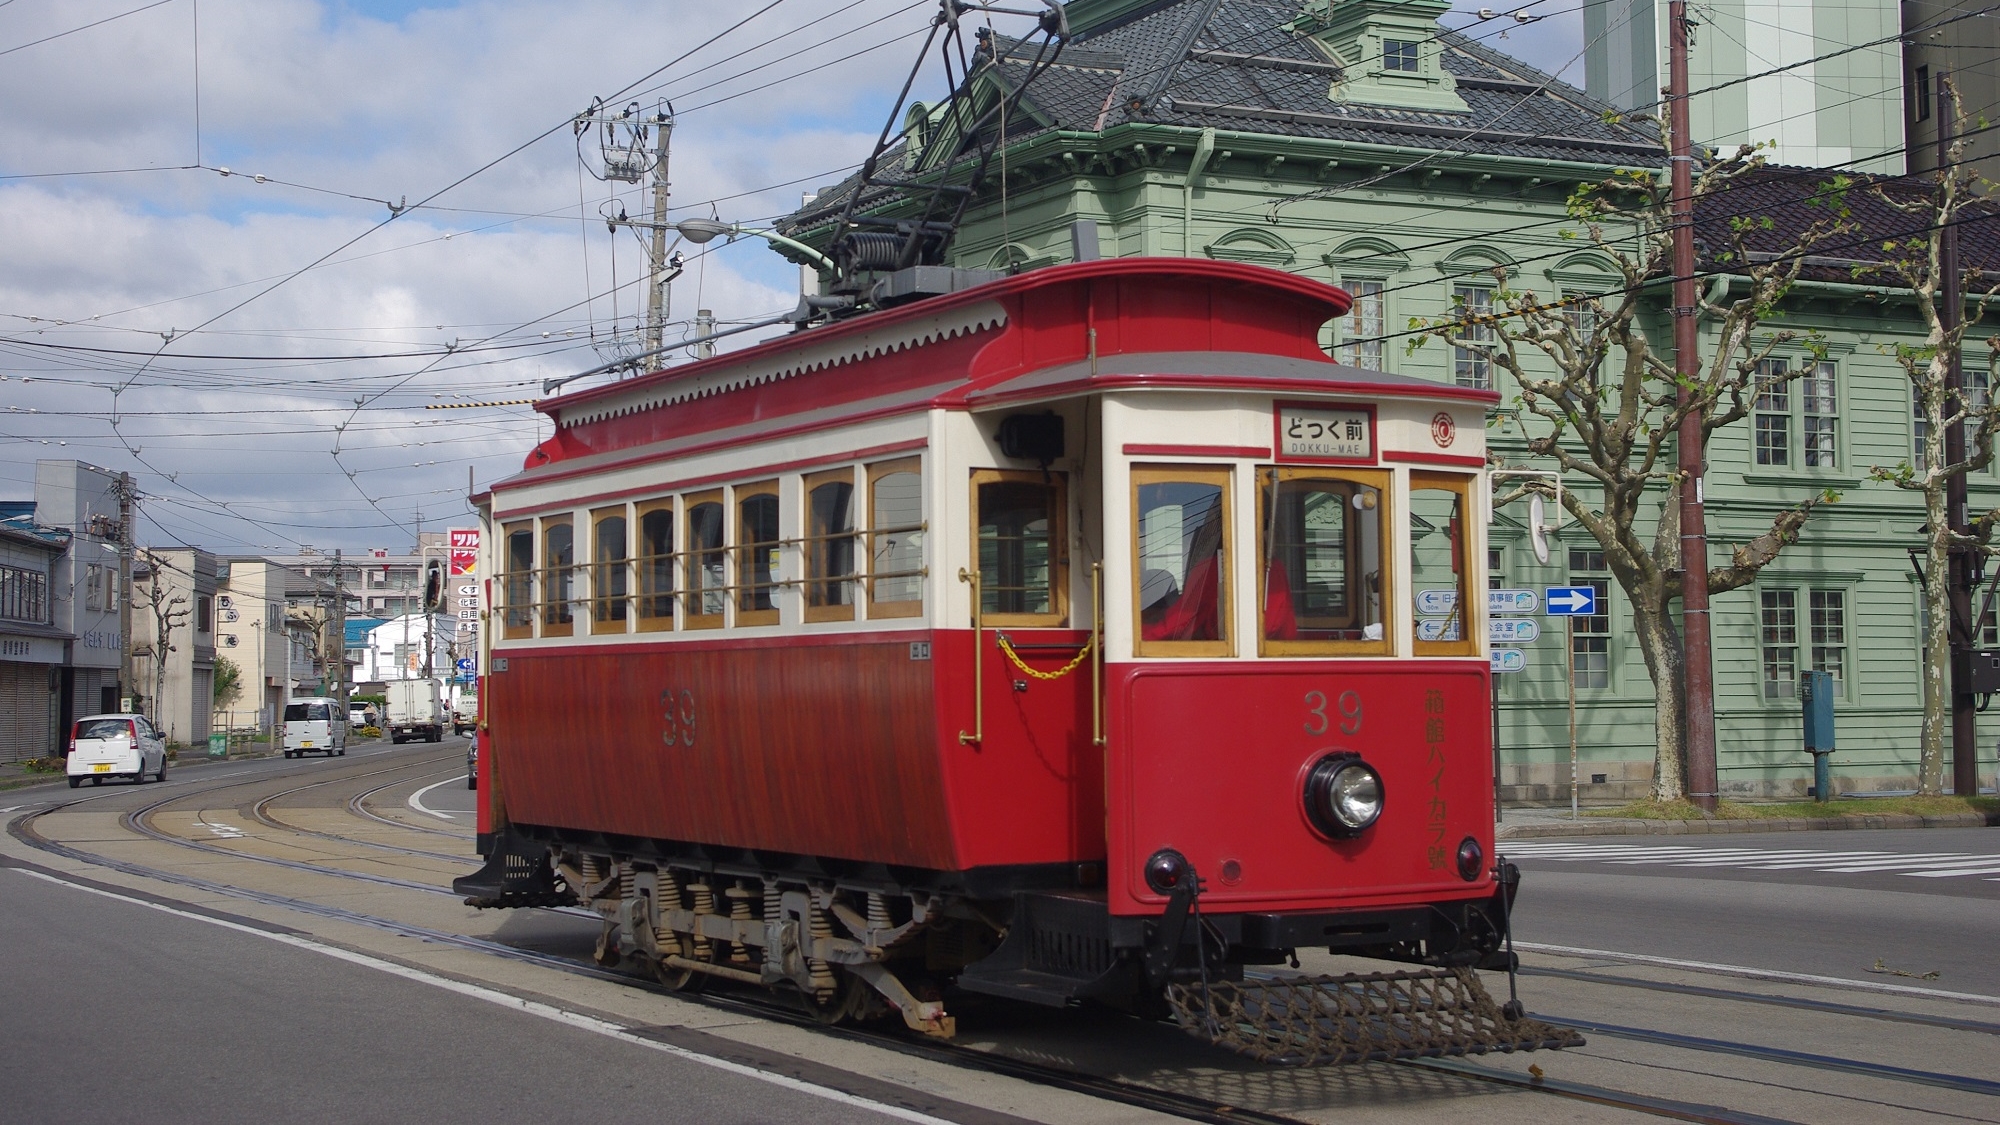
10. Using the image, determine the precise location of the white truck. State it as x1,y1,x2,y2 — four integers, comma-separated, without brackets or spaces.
386,678,446,744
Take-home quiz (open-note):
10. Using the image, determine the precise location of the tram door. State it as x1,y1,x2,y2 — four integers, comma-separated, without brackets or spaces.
966,448,1103,862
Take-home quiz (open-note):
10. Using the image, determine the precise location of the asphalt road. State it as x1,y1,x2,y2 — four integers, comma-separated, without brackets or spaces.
1505,827,2000,998
0,865,934,1125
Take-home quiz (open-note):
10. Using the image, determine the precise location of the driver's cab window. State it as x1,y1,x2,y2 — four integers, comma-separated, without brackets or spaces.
971,469,1067,627
1132,465,1231,657
1258,467,1390,655
1410,472,1477,656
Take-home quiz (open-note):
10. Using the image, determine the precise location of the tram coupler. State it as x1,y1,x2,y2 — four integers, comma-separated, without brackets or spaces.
453,827,575,909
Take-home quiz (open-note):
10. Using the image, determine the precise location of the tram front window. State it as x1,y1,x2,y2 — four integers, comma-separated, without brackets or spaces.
1411,473,1477,655
1258,468,1389,655
974,470,1066,625
1133,466,1230,655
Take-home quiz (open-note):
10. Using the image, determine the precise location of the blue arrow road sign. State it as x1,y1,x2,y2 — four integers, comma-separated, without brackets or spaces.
1545,586,1598,615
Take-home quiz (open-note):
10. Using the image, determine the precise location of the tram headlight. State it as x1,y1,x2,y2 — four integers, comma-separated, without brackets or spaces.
1304,753,1384,838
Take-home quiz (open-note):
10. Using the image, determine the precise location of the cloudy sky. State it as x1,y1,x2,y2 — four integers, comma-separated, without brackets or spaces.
0,0,1582,555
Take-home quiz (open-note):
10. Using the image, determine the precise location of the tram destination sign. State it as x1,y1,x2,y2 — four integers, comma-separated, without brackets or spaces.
1275,402,1374,463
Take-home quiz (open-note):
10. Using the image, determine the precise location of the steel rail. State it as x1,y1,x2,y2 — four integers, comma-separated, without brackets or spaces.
1535,1013,2000,1098
1522,965,2000,1039
345,772,472,841
248,769,474,864
0,768,1936,1125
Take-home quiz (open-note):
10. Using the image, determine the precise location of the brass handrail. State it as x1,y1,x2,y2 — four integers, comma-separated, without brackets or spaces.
959,567,981,746
1092,561,1105,746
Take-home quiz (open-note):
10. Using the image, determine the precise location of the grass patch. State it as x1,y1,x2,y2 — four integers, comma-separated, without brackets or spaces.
1587,795,1998,820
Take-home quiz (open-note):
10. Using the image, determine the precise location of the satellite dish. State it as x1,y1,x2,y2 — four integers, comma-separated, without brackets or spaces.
1529,494,1551,565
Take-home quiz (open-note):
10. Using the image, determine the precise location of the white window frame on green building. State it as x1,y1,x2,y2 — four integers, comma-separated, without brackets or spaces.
1759,581,1851,701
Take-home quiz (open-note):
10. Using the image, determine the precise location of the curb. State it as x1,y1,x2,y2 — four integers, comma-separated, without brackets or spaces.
1497,811,2000,838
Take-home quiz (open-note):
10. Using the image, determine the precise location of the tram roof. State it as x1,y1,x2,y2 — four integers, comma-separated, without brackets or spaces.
499,259,1491,491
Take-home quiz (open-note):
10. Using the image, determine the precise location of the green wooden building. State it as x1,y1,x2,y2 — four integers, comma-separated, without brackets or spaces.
782,0,2000,801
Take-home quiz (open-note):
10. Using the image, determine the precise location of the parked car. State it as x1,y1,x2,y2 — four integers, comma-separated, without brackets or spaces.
66,714,167,788
466,729,478,790
348,702,377,728
282,698,348,758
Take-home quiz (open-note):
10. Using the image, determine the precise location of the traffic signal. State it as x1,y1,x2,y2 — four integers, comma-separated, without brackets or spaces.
422,559,445,613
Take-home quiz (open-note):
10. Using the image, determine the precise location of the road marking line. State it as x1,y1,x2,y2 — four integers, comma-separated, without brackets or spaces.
9,868,954,1124
1511,842,2000,879
1513,941,2000,1006
407,778,458,820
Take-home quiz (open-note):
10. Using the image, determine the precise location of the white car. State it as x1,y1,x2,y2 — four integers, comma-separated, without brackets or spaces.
67,714,167,788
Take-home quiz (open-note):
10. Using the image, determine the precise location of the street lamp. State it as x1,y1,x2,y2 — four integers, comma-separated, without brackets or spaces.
673,218,835,273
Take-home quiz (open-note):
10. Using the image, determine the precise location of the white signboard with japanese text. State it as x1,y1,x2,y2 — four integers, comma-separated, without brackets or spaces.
1275,403,1374,462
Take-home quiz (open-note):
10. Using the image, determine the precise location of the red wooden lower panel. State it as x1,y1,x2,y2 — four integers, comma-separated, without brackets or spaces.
487,629,1105,874
1106,660,1495,916
490,636,956,869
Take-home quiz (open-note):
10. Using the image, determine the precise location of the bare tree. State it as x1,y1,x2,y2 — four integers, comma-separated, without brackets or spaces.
1863,93,2000,795
1418,144,1852,801
134,558,189,728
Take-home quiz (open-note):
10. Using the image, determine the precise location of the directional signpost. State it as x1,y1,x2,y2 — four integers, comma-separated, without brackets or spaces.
1490,649,1525,673
1490,618,1540,644
1544,586,1598,616
1544,586,1599,820
1490,589,1538,616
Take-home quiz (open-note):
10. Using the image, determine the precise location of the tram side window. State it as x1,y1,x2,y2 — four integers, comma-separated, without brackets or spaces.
736,481,780,626
541,516,575,638
972,469,1066,626
805,469,857,622
1132,466,1231,656
867,458,924,619
592,506,628,635
502,521,534,639
635,499,675,632
1258,468,1390,655
686,492,725,629
1410,473,1477,656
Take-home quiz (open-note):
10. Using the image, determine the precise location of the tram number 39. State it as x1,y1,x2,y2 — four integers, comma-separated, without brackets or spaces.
1303,690,1363,737
660,688,697,748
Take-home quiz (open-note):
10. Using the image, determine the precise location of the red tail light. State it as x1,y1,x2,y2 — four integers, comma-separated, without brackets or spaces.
127,721,138,751
67,739,76,755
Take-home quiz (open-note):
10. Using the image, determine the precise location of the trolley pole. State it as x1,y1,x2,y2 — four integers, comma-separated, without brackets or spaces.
1668,0,1719,810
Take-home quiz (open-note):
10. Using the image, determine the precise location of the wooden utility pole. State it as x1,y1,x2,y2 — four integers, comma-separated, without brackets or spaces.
115,472,135,711
1669,0,1719,809
330,548,348,714
642,108,673,356
1937,72,1979,797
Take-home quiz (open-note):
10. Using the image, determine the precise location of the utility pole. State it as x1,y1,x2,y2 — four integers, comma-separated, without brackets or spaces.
587,99,677,366
642,108,673,355
1938,72,1979,797
1668,0,1719,810
330,548,348,715
115,472,135,712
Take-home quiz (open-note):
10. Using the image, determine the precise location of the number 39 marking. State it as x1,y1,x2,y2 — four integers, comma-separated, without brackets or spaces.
1304,690,1364,736
661,688,696,748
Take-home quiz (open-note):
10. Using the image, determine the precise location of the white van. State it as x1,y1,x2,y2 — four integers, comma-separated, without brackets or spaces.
282,698,348,759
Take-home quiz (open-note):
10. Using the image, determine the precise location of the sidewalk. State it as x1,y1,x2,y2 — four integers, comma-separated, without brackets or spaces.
0,743,283,793
1496,803,2000,839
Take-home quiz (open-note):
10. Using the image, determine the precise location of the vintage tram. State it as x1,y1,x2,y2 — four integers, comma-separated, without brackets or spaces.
457,257,1573,1062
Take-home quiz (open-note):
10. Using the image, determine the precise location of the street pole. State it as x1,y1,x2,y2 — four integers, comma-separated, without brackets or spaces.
116,472,135,711
1669,0,1720,810
1937,72,1979,798
1568,617,1579,820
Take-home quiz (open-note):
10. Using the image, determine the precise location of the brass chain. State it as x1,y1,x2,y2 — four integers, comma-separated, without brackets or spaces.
996,634,1093,681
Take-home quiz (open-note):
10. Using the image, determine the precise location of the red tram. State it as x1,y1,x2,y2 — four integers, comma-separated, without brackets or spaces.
457,257,1571,1061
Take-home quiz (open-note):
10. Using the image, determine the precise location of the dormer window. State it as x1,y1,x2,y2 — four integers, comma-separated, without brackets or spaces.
1383,39,1419,72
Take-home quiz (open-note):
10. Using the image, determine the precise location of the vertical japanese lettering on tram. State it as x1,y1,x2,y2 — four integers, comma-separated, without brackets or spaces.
1423,689,1448,870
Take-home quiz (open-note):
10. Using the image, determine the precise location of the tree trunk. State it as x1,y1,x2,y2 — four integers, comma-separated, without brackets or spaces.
1919,484,1951,796
1628,585,1688,801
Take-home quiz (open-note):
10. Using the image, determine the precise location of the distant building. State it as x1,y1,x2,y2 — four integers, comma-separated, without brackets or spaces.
356,614,453,684
1902,0,2000,180
1584,0,1905,173
0,461,131,761
214,557,336,730
130,547,217,745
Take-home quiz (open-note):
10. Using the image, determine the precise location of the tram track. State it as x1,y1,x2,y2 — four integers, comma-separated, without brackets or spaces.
248,769,475,865
4,756,1989,1125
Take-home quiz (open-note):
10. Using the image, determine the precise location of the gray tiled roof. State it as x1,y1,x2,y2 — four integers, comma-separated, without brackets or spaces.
786,0,1662,231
